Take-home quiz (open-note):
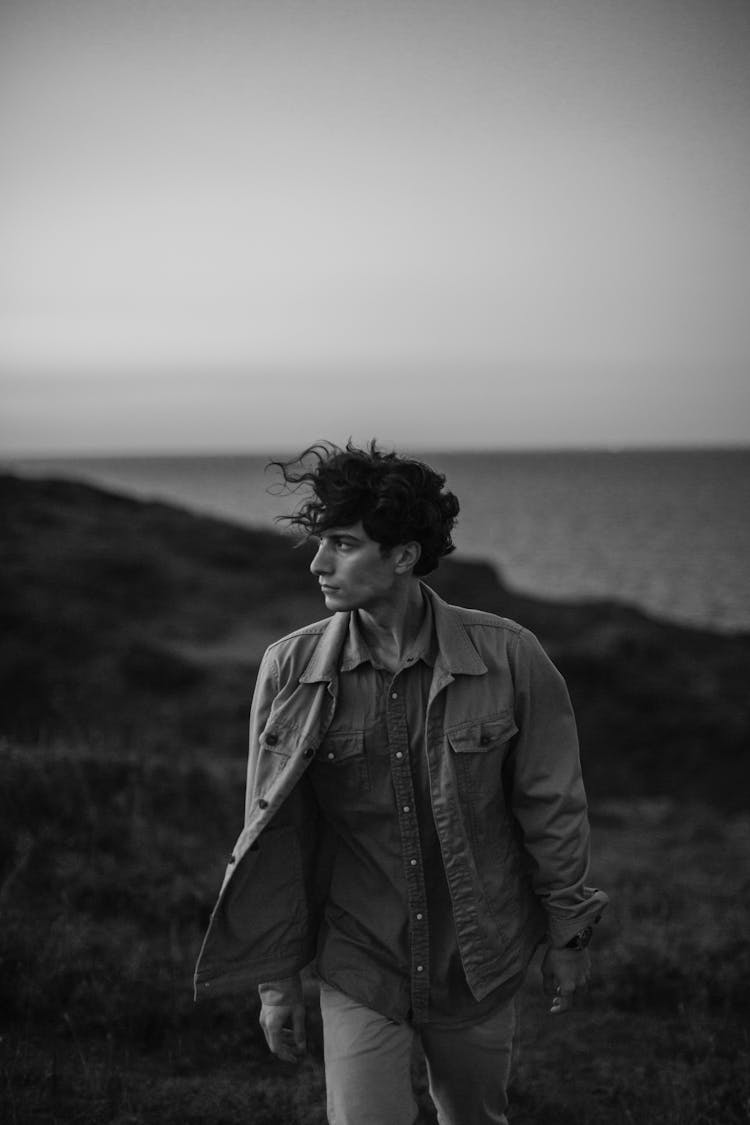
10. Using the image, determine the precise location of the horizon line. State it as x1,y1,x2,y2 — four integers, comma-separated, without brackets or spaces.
4,440,750,462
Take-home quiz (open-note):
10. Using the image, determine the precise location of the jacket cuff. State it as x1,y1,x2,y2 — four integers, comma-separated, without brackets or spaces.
545,886,609,948
258,975,304,1008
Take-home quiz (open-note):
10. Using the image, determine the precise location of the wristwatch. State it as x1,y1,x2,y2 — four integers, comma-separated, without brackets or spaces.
564,924,594,950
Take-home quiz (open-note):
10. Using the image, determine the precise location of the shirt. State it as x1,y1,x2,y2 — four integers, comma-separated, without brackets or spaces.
309,595,522,1025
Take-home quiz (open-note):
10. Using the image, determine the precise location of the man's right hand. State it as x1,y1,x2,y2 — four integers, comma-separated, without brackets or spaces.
258,977,307,1063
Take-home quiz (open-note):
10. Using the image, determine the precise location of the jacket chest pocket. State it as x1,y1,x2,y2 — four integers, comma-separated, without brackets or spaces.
258,725,296,786
310,730,370,798
447,712,518,798
446,712,520,869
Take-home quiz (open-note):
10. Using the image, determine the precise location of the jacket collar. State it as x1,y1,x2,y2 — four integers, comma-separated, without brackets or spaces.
298,581,486,684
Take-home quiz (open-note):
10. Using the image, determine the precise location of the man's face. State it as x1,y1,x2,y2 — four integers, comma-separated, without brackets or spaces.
309,521,401,613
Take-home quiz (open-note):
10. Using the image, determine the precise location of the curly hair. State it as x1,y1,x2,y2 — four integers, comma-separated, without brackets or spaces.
268,440,460,576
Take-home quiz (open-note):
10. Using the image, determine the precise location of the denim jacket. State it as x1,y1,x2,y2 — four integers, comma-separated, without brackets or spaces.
194,584,608,1001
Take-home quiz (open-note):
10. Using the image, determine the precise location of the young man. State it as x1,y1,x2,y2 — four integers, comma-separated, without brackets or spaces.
195,441,607,1125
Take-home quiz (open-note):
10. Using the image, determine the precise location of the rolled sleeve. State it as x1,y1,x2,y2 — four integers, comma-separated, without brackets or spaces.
258,974,305,1008
508,629,608,945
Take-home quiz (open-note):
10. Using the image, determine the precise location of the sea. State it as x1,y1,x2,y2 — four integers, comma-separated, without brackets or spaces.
6,448,750,634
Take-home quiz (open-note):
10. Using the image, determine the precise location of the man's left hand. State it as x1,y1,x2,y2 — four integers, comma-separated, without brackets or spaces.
541,946,591,1014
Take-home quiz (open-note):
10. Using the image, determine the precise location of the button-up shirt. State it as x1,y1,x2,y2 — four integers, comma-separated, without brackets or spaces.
309,597,522,1025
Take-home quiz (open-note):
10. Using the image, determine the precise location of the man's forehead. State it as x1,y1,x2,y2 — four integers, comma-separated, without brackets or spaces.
319,521,369,540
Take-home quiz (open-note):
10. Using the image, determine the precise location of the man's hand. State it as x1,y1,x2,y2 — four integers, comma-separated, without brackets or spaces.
259,999,307,1062
541,946,591,1014
258,977,307,1063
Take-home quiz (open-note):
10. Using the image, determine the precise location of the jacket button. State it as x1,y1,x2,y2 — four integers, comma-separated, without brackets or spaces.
303,747,314,758
228,855,236,864
265,733,278,746
480,734,491,745
258,798,269,809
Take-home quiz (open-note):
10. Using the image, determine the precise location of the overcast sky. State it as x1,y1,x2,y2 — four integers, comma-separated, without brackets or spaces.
2,0,749,454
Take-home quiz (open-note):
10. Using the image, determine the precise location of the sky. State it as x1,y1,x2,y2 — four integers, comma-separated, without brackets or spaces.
1,0,749,455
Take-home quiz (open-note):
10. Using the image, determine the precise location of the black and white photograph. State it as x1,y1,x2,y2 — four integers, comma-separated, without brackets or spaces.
2,2,749,1122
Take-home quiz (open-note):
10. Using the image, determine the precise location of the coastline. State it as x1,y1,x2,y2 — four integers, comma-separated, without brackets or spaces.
2,469,748,808
6,447,750,634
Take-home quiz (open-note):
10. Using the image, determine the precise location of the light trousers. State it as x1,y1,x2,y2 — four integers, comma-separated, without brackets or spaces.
319,981,516,1125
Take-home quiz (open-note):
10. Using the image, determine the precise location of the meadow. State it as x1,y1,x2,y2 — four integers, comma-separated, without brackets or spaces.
2,473,749,1123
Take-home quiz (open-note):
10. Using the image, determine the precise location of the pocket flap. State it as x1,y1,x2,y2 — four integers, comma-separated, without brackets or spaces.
448,713,518,753
261,725,295,757
316,731,365,764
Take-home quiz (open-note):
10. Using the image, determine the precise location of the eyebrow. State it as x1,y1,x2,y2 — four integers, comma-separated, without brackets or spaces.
320,530,363,543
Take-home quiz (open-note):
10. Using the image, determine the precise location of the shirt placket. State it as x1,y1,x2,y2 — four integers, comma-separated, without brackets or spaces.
385,668,431,1023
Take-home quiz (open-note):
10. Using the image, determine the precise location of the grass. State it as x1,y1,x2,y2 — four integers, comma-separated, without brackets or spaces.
2,739,749,1124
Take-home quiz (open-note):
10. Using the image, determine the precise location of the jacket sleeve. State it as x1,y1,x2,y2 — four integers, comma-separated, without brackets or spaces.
258,975,305,1008
244,647,280,824
194,644,327,999
507,628,608,946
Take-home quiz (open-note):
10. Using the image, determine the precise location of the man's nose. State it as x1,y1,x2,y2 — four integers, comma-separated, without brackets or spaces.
310,542,332,576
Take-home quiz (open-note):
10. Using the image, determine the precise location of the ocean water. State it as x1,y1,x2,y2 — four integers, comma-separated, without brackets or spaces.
7,448,750,633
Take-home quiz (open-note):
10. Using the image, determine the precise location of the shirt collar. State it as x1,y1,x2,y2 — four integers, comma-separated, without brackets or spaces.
299,582,486,684
340,591,436,673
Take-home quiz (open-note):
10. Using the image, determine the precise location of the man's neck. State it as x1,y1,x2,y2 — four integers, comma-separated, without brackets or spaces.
356,581,426,673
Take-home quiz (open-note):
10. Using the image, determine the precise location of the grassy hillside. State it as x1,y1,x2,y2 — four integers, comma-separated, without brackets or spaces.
2,473,747,809
1,473,749,1124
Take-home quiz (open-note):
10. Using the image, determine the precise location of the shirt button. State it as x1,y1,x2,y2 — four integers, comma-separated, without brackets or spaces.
416,913,423,921
416,965,424,973
410,858,417,866
391,692,398,699
327,752,335,760
403,805,411,813
395,751,403,760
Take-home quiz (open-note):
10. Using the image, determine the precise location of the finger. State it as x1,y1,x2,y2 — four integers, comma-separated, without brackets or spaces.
281,1028,305,1055
267,1029,300,1063
260,1010,289,1057
274,1045,298,1062
259,1014,272,1051
549,985,575,1015
292,1005,307,1052
276,1029,304,1063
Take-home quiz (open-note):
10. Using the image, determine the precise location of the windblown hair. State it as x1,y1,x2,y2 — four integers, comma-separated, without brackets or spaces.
268,440,460,576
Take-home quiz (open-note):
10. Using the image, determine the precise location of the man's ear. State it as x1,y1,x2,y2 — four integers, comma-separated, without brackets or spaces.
394,541,422,574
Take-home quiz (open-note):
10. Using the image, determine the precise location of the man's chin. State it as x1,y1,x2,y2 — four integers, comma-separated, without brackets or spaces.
320,587,347,609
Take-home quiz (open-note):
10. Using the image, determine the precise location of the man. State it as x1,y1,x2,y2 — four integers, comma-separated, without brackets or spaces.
195,440,607,1125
